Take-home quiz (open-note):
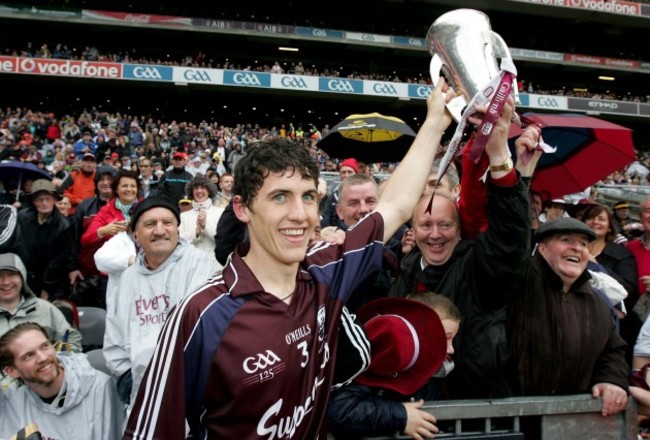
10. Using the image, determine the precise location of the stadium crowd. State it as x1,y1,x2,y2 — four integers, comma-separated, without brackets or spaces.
1,91,650,438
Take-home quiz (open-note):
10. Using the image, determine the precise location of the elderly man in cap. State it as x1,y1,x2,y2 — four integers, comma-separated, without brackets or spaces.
613,200,644,241
17,179,73,300
507,217,629,416
0,253,81,351
157,151,193,203
103,196,217,408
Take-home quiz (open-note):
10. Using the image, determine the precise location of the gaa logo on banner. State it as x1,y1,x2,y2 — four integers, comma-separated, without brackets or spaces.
123,64,173,81
530,94,568,110
407,84,433,99
318,78,363,94
365,81,408,97
271,74,318,91
172,67,223,84
223,71,271,88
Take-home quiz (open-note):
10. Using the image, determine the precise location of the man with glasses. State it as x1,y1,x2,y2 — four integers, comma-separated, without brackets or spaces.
157,152,192,203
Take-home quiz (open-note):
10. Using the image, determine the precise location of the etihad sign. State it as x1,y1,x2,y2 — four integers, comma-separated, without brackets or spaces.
15,57,122,78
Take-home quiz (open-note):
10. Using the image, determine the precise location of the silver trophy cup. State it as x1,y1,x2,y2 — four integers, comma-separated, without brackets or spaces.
426,9,519,122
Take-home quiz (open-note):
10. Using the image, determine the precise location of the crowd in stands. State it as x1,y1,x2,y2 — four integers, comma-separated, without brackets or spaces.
3,42,649,104
2,93,650,437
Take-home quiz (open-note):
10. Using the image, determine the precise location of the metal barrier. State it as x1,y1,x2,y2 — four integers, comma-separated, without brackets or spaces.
365,394,638,440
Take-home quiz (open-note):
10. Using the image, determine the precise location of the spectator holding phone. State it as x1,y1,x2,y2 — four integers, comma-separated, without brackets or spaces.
81,170,142,251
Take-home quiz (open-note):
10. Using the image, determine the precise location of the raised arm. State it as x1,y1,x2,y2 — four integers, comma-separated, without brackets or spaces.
375,80,452,243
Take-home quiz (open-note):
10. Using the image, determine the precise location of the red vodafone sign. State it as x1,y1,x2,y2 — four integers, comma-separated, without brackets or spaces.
15,57,122,78
0,56,17,72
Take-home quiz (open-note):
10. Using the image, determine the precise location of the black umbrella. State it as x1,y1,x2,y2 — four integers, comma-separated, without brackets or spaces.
0,160,52,201
318,112,417,163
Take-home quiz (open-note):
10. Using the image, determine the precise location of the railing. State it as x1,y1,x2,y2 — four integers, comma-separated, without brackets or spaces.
365,394,638,440
594,184,650,222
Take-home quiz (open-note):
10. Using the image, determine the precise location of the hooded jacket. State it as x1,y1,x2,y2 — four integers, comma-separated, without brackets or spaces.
0,353,124,440
389,179,530,399
0,294,82,353
104,238,217,405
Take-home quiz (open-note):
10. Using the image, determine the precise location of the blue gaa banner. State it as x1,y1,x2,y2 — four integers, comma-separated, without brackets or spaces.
123,64,173,81
223,70,270,88
392,36,425,48
518,93,530,107
407,84,433,100
295,27,344,39
318,78,363,94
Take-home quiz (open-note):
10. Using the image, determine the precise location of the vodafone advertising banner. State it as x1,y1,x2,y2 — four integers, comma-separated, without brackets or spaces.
7,57,123,79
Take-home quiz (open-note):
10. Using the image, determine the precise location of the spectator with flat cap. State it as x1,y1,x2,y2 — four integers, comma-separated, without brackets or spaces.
507,217,629,416
58,152,97,215
157,151,193,204
16,179,73,301
613,200,644,241
103,196,217,408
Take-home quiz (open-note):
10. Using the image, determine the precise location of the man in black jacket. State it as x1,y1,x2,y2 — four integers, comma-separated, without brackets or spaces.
17,179,73,300
389,100,533,399
157,151,192,203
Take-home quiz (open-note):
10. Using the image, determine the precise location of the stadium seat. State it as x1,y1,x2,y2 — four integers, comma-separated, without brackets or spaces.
77,306,107,350
85,348,112,375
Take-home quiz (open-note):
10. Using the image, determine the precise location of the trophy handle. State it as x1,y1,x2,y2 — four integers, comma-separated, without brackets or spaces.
491,31,520,105
429,55,466,122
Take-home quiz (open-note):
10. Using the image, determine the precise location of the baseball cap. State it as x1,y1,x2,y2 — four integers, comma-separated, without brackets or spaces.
354,298,446,395
0,253,35,296
535,217,597,243
172,152,188,160
82,153,97,162
613,201,630,210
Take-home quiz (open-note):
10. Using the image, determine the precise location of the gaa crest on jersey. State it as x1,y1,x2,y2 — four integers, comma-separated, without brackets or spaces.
242,350,285,386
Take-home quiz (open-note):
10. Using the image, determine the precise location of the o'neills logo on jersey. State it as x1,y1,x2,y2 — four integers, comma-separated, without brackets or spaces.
284,325,311,344
17,58,122,78
257,375,325,439
134,293,170,326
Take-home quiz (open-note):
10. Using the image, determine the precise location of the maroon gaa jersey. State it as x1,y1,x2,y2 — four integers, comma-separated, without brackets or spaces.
125,212,384,439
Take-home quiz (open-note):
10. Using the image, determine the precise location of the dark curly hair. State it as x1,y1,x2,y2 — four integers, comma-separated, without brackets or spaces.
111,169,141,195
233,138,319,209
185,174,218,200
